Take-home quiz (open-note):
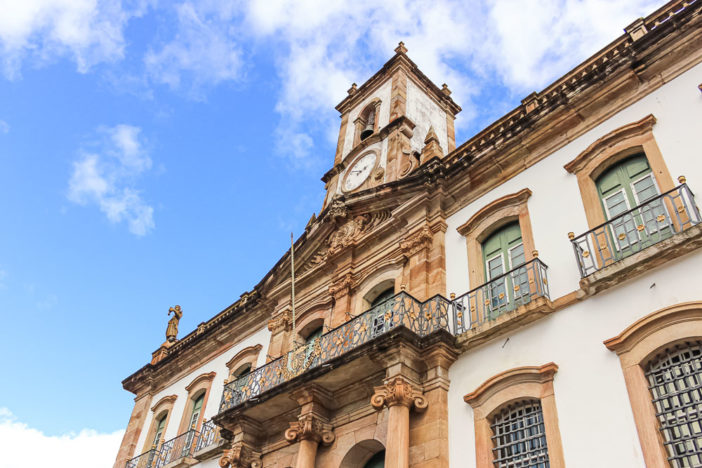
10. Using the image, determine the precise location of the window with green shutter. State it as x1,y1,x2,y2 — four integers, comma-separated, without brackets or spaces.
596,153,670,253
481,222,528,317
188,394,204,430
152,413,167,447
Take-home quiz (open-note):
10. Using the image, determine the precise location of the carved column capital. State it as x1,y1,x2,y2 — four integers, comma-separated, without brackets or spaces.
371,376,427,412
218,441,261,468
284,414,335,445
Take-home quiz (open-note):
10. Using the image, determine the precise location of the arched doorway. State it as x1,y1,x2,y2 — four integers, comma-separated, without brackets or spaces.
363,450,385,468
339,439,385,468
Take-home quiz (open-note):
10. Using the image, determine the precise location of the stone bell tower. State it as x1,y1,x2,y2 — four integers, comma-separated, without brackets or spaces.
321,42,461,208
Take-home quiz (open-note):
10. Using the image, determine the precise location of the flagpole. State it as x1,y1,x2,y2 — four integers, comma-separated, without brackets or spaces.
290,232,296,347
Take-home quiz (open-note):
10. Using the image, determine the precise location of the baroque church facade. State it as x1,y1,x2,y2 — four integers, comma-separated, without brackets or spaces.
114,1,702,467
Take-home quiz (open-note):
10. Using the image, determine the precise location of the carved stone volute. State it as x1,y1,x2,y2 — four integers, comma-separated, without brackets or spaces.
284,414,335,445
371,376,427,411
218,442,261,468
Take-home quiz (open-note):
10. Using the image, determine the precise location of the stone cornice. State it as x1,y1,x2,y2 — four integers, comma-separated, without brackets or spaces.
456,188,532,237
463,363,558,408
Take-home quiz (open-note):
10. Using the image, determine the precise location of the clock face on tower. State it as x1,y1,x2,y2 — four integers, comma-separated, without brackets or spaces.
343,153,377,192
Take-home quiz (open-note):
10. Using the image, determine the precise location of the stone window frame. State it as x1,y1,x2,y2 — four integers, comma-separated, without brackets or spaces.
463,363,566,468
225,344,262,383
142,394,177,453
564,114,675,230
295,305,329,343
176,371,216,434
604,301,702,467
456,188,537,289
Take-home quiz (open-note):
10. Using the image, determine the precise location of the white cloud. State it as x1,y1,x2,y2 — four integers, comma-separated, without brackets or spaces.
68,124,155,236
144,1,244,96
0,0,148,79
240,0,659,164
0,119,9,134
0,408,124,468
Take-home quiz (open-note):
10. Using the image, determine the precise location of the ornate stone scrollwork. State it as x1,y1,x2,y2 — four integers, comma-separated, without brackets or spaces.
399,226,433,257
218,442,262,468
284,414,335,445
371,376,428,412
267,310,292,334
328,272,355,300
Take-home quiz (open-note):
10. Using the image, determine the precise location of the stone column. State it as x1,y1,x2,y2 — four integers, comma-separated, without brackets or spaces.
285,414,335,468
371,376,427,468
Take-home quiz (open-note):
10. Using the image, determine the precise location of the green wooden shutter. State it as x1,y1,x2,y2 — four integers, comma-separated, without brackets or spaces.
481,222,525,316
152,414,167,447
596,154,667,251
189,394,204,429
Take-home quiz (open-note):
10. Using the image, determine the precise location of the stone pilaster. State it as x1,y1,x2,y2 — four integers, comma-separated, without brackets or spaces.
217,417,263,468
285,385,335,468
371,376,427,468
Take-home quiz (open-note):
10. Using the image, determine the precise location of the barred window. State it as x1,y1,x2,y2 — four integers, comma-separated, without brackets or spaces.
491,400,549,468
645,341,702,467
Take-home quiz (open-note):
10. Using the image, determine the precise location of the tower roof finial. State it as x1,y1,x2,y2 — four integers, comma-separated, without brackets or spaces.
395,41,408,55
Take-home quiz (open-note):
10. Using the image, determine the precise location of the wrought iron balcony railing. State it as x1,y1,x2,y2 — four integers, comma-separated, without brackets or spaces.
219,291,451,413
126,449,158,468
452,258,550,335
570,182,701,278
195,419,221,452
155,430,198,468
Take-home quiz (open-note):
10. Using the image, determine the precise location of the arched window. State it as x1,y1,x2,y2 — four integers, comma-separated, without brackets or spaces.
604,301,702,466
152,413,167,448
370,287,394,308
644,341,702,466
490,400,549,468
306,326,324,344
464,363,565,468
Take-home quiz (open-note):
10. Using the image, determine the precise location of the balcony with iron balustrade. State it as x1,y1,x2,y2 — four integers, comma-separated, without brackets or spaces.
451,256,553,349
569,178,702,295
213,291,453,429
124,420,223,468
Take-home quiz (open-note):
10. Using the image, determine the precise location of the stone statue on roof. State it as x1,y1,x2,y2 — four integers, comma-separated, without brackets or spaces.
166,305,182,342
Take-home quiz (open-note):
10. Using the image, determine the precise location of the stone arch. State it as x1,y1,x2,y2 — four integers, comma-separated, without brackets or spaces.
339,439,386,468
353,264,402,317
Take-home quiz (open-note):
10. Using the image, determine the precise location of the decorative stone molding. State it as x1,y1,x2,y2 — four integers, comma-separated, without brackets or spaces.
329,273,355,300
267,311,292,334
420,126,443,164
218,442,261,468
399,226,433,257
371,376,427,411
284,414,335,445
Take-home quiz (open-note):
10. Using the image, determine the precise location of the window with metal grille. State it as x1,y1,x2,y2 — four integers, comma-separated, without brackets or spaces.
490,400,549,468
645,341,702,467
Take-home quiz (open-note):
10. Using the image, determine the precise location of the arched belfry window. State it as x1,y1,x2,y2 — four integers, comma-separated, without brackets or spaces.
644,341,702,466
354,100,381,145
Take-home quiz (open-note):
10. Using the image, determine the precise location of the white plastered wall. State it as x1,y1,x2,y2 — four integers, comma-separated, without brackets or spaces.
445,61,702,468
406,80,448,155
135,326,271,452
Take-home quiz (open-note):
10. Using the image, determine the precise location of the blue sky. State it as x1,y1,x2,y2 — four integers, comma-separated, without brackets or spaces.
0,0,660,466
